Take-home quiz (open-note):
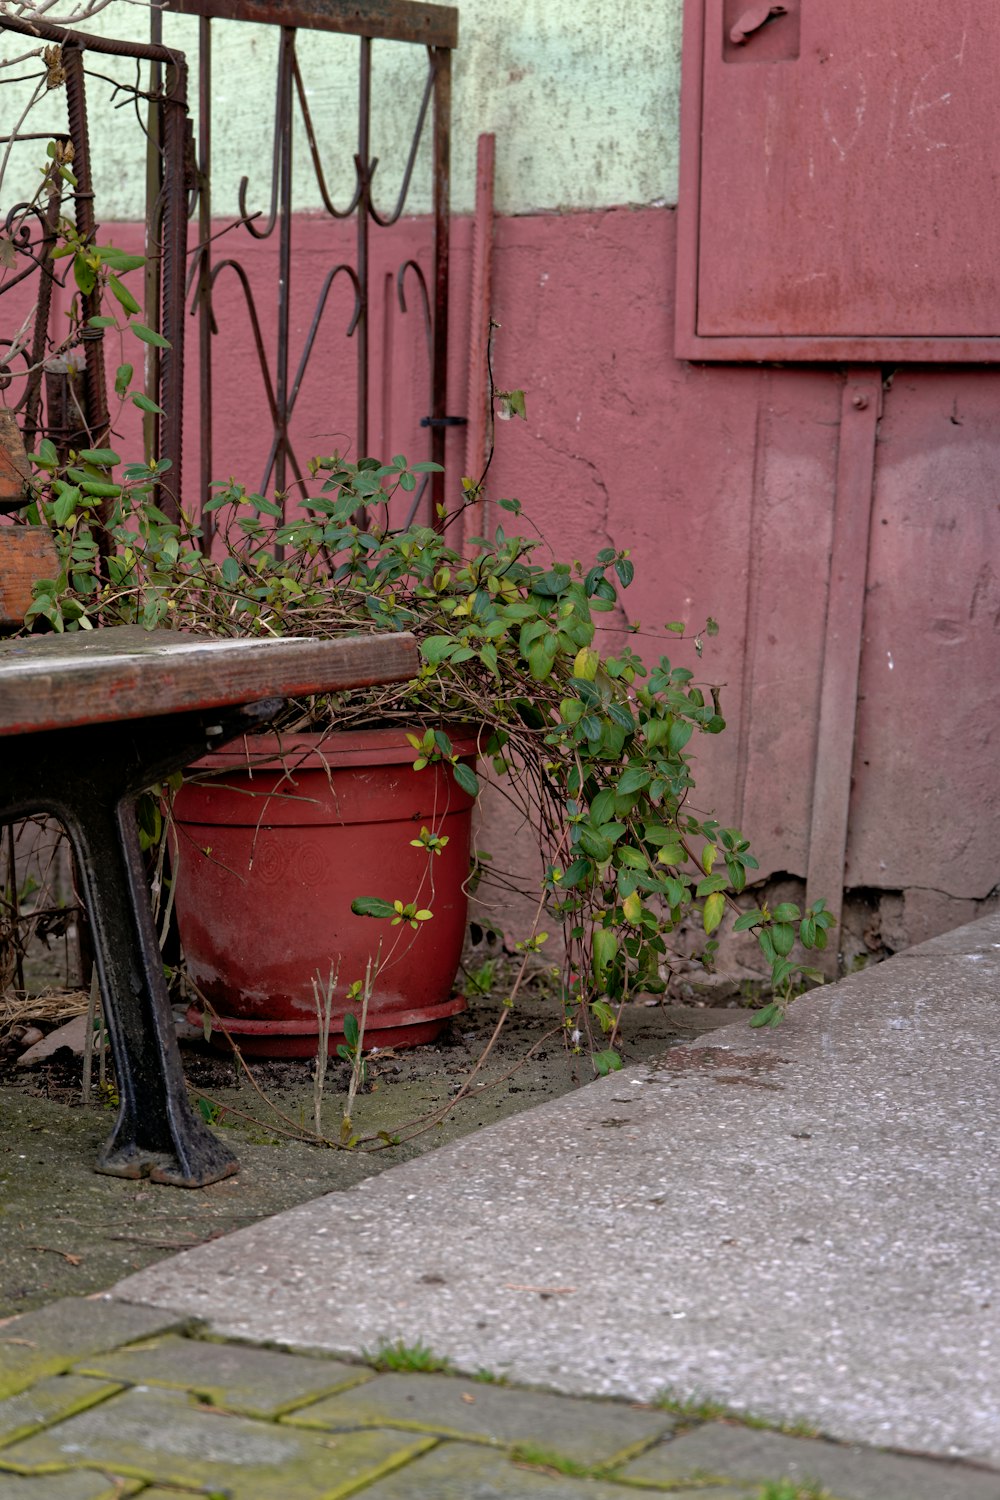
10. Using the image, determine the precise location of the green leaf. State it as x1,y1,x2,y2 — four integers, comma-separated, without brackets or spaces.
249,494,283,517
703,890,725,934
772,922,795,957
667,719,693,754
527,643,552,681
421,635,457,666
73,253,96,295
78,447,121,465
130,392,166,415
772,902,801,922
617,765,650,796
580,829,613,863
87,315,117,329
453,761,480,798
592,1048,623,1075
129,322,171,349
616,845,648,870
695,873,729,897
108,273,141,315
80,481,122,497
749,1003,782,1029
592,927,618,978
114,362,134,397
96,245,146,272
558,858,592,889
351,897,397,919
52,486,79,525
733,909,766,932
343,1012,360,1048
590,788,617,826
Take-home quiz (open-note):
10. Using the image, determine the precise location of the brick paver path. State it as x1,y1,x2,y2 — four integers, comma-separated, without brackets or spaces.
1,1299,998,1498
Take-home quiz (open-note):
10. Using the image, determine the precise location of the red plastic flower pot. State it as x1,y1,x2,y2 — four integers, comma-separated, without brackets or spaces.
171,728,477,1057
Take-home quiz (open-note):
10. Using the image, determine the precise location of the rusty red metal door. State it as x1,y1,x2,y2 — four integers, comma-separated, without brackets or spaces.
677,0,1000,362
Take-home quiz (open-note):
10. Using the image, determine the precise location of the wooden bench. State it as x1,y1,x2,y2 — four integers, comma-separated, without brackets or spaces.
0,623,417,1186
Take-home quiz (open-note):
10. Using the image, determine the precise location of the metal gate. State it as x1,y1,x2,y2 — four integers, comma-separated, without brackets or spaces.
0,0,457,528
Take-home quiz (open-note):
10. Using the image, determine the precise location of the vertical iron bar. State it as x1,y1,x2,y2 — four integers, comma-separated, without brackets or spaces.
379,269,393,457
145,9,163,471
198,14,214,548
158,56,189,520
274,27,294,509
62,44,109,453
22,187,62,452
357,33,371,462
462,130,494,549
430,45,451,529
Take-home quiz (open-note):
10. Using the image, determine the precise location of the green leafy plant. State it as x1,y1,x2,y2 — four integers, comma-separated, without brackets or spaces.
757,1483,832,1500
21,439,833,1058
363,1338,451,1373
13,214,833,1068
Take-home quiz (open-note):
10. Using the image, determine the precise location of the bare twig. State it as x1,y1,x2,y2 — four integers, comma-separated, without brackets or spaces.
311,962,336,1137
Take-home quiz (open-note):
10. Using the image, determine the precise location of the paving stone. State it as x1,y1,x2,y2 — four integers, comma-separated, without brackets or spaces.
0,1299,189,1400
0,1375,122,1450
617,1424,1000,1500
351,1440,707,1498
77,1334,372,1418
284,1371,674,1464
0,1384,435,1498
0,1473,140,1499
16,1016,87,1067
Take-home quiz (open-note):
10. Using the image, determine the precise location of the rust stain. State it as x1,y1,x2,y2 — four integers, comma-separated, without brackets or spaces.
653,1046,789,1077
711,1074,784,1091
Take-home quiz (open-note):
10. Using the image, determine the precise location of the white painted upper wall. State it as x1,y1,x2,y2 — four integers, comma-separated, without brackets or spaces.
0,0,683,220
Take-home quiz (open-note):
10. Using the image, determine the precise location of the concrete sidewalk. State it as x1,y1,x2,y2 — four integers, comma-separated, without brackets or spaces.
1,915,999,1496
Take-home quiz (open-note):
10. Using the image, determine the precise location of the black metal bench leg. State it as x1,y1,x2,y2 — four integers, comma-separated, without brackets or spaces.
60,787,239,1187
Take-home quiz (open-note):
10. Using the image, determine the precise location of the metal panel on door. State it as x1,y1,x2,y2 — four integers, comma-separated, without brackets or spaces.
676,0,1000,361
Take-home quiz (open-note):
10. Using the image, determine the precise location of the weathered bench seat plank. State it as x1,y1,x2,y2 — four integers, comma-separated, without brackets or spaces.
0,625,418,1187
0,625,416,736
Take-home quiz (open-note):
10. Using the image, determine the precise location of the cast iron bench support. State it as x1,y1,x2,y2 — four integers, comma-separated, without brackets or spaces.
0,626,417,1187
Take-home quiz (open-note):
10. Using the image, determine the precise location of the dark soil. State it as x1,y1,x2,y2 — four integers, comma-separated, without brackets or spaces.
0,987,739,1318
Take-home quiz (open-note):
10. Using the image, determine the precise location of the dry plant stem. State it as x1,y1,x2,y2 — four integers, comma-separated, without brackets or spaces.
4,823,24,993
97,999,106,1088
380,877,560,1148
152,808,176,950
344,947,375,1127
186,934,564,1153
0,73,44,202
386,1022,564,1149
311,963,336,1137
80,968,99,1103
188,1017,565,1157
186,978,342,1146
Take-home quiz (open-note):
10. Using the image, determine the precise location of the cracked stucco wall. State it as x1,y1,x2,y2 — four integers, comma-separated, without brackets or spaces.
0,0,683,220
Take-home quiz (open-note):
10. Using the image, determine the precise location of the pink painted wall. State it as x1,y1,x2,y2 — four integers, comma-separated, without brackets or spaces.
27,205,1000,955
